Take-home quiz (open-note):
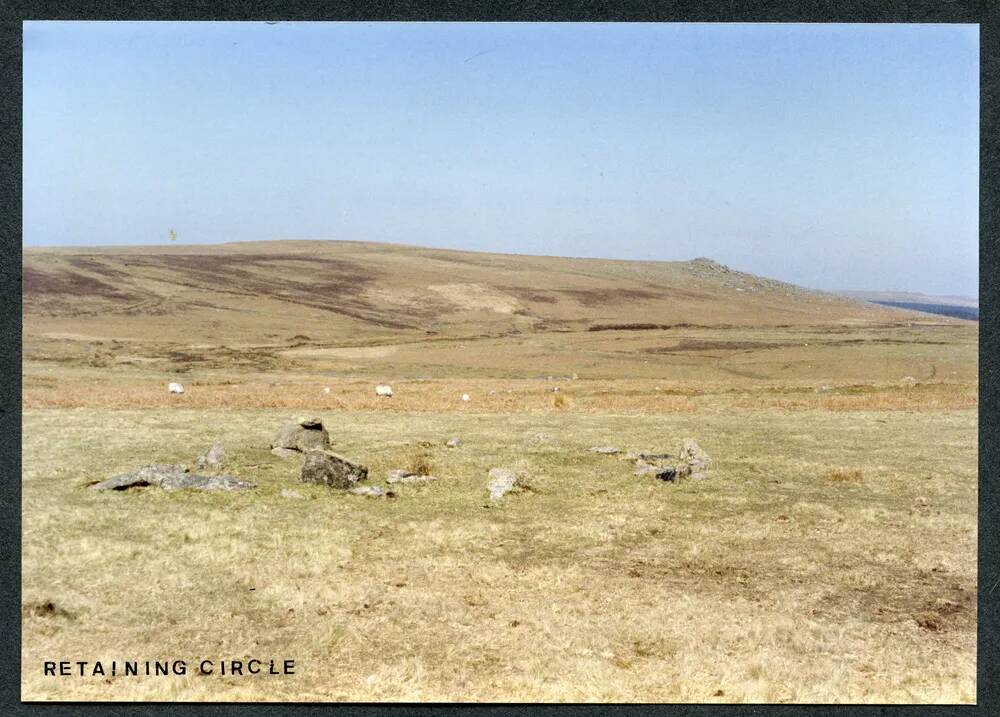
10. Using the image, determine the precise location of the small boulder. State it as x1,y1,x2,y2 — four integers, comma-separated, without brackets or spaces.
446,437,461,448
195,443,226,469
271,417,330,452
590,446,621,455
280,489,305,499
300,451,368,489
488,467,519,501
679,438,710,479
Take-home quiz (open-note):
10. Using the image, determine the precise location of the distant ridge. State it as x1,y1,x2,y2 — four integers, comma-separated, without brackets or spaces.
23,239,938,346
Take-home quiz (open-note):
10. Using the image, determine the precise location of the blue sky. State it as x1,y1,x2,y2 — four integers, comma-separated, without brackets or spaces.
23,22,978,296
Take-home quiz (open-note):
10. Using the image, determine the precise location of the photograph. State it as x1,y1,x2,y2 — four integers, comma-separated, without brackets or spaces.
20,20,978,703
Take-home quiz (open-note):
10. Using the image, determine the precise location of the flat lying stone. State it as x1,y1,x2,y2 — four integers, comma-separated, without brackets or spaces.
90,464,253,492
271,447,301,459
349,486,392,498
590,446,621,454
160,474,254,492
90,464,188,491
301,451,368,488
488,467,519,501
387,469,438,484
626,451,675,462
280,489,305,499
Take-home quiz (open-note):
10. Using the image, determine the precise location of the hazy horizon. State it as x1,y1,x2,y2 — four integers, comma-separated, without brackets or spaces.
23,22,979,296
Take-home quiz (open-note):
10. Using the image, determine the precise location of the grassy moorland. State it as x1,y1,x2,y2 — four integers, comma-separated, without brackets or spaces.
21,241,977,702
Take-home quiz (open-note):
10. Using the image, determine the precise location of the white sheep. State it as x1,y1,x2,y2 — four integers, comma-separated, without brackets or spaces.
461,393,470,402
375,384,393,397
168,382,185,394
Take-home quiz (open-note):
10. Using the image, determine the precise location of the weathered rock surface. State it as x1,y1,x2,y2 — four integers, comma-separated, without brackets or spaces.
387,469,438,484
90,464,253,492
590,446,621,454
271,417,330,452
160,473,254,491
195,443,226,469
679,438,710,479
488,467,519,501
271,447,301,459
349,485,390,498
90,464,188,491
300,451,368,488
280,489,305,499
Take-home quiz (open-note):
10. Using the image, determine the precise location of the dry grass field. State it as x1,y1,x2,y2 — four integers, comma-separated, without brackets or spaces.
20,241,978,702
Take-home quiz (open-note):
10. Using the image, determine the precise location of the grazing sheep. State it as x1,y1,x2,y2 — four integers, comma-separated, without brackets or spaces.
322,387,331,394
461,393,470,402
375,384,393,397
168,382,185,394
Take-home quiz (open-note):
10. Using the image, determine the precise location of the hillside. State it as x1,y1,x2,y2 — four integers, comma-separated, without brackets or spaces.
24,240,922,347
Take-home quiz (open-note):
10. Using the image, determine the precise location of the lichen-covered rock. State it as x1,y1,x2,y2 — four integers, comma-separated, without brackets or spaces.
89,464,253,492
487,467,519,501
300,451,367,488
90,464,188,491
195,443,225,469
159,473,254,491
271,417,330,452
679,439,710,479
